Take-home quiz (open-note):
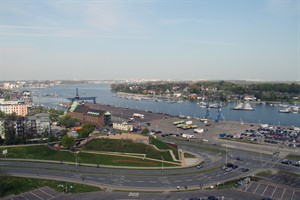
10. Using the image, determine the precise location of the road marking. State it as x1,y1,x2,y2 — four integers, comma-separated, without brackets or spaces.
271,158,281,168
280,188,286,200
245,181,253,191
20,195,29,200
262,185,269,196
39,188,54,198
270,187,277,198
30,191,43,200
137,180,144,183
128,192,139,197
49,194,64,200
291,190,295,200
253,183,261,194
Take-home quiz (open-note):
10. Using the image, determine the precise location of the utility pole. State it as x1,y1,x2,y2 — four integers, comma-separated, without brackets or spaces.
225,141,228,165
75,151,79,171
161,156,164,175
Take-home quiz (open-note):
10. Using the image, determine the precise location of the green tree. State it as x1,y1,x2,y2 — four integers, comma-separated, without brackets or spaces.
61,135,75,150
58,115,77,128
3,113,18,145
141,128,149,135
77,123,95,138
0,111,5,119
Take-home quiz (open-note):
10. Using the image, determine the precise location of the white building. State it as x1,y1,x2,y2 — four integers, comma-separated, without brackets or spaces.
0,100,28,116
0,120,5,139
113,122,133,132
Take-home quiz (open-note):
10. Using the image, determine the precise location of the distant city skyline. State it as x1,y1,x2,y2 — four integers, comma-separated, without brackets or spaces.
0,0,299,81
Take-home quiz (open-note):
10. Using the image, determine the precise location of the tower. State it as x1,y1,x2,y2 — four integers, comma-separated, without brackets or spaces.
215,101,225,122
204,100,211,119
75,88,79,100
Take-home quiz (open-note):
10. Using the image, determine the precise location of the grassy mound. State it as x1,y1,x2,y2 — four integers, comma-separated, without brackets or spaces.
0,145,177,167
82,138,178,162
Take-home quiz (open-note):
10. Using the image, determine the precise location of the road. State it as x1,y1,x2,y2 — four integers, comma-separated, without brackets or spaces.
1,142,299,191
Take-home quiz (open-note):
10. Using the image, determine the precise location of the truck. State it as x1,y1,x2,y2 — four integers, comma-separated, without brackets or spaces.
173,120,184,125
219,132,227,138
132,113,144,119
185,120,193,125
194,128,204,133
182,133,195,139
176,124,184,128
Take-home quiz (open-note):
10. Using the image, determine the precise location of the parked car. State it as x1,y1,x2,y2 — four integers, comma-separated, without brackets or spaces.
225,167,233,172
236,157,243,161
240,168,249,172
207,196,219,200
281,159,292,164
293,161,300,167
197,164,204,169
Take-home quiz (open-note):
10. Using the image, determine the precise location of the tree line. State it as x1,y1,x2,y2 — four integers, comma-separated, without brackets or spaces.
111,81,300,102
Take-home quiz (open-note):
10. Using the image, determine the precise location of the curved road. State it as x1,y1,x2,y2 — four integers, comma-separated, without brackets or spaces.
1,142,299,191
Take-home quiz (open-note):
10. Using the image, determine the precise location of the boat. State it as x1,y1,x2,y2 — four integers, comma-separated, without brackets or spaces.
279,108,290,113
232,100,254,111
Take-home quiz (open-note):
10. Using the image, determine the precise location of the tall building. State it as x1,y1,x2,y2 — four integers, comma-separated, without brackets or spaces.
0,100,28,116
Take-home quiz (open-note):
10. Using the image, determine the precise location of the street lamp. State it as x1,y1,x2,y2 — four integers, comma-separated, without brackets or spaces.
74,151,80,171
161,156,164,175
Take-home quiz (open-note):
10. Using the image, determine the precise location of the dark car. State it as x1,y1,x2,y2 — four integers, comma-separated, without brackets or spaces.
236,157,243,161
207,196,219,200
240,168,249,172
281,159,292,164
232,164,238,169
197,164,204,169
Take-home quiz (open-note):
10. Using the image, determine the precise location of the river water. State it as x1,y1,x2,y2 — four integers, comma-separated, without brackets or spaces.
29,83,300,127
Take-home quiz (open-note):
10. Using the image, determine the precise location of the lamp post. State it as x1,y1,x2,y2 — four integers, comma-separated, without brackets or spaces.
161,156,164,175
74,151,79,171
225,141,228,165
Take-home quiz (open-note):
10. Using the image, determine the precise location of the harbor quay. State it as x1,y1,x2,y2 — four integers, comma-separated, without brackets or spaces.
84,102,299,156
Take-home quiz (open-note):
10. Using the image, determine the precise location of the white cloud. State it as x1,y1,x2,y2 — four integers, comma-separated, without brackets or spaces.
159,18,207,25
1,25,60,30
1,25,148,40
265,0,298,16
181,39,239,47
85,2,123,31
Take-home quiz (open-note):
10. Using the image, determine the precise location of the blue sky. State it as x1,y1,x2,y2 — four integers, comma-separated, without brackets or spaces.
0,0,299,81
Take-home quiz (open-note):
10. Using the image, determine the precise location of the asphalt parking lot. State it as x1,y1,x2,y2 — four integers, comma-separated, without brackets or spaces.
267,172,300,188
239,181,300,200
4,187,63,200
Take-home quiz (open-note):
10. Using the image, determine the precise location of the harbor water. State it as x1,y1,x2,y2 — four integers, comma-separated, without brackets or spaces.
29,83,300,127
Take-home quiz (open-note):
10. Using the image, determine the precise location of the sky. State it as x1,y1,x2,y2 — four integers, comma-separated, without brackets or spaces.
0,0,299,81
